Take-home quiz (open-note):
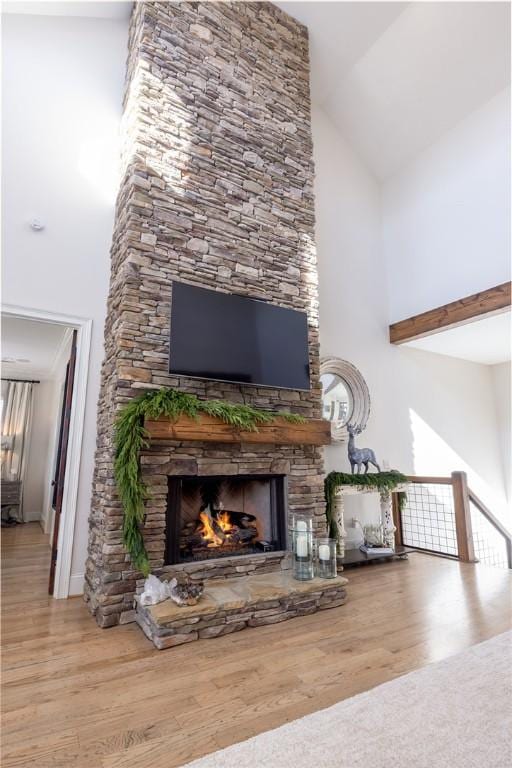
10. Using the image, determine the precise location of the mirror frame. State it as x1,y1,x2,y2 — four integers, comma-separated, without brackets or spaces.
320,357,371,442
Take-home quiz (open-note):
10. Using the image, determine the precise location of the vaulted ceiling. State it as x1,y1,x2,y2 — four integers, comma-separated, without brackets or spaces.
5,2,511,180
278,2,511,179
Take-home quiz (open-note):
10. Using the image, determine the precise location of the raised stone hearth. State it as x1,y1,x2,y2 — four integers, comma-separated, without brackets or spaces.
84,1,325,629
136,571,348,649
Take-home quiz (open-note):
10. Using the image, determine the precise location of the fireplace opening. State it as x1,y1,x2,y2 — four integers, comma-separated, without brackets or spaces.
165,474,288,565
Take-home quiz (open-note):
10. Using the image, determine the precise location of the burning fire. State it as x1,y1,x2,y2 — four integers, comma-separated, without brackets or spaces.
198,509,234,547
217,510,232,533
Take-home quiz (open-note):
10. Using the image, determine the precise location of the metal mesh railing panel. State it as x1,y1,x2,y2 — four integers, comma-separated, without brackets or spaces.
401,483,458,556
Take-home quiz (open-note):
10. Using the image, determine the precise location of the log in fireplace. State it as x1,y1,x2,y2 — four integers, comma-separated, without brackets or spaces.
165,475,288,565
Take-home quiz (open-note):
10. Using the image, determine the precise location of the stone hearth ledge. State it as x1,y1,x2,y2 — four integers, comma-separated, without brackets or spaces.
135,571,348,650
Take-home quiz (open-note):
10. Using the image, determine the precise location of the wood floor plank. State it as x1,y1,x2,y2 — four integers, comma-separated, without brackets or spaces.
2,523,511,768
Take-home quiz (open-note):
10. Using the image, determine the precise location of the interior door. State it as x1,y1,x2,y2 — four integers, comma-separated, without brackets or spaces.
48,330,77,595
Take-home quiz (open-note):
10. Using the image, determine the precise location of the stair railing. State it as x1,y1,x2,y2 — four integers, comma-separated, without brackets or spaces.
393,471,511,570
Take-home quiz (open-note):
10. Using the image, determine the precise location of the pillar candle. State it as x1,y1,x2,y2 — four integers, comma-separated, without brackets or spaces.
296,535,308,557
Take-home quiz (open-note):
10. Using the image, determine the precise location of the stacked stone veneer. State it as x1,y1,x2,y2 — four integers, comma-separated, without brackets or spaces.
137,573,348,650
84,1,324,628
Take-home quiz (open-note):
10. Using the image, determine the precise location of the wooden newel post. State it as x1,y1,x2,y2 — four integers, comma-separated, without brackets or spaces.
451,471,476,563
391,492,404,547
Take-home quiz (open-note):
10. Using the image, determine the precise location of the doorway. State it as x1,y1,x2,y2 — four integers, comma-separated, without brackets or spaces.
1,307,91,598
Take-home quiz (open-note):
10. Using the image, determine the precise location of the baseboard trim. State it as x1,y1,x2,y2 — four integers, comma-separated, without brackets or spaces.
69,573,85,596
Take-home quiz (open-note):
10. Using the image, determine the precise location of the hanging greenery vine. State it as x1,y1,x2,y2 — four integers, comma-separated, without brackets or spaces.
324,470,408,540
114,387,306,576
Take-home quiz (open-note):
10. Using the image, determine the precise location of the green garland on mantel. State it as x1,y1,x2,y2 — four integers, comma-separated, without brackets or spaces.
324,470,409,540
114,387,306,576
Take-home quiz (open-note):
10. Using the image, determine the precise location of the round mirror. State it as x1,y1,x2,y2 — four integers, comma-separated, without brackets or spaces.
321,373,353,426
320,357,371,442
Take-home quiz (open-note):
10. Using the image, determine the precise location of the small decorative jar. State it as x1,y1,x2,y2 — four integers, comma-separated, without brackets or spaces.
316,537,337,579
291,514,314,581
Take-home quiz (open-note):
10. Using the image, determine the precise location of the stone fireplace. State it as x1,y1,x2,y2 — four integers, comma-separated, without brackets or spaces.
84,1,327,629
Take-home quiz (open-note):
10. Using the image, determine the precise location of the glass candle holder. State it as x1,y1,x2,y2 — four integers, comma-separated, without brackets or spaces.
291,514,314,581
316,537,337,579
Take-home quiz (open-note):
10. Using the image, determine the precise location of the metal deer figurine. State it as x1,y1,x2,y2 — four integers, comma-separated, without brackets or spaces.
347,424,381,474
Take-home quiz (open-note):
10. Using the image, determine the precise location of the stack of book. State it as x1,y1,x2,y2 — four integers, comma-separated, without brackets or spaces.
359,544,394,556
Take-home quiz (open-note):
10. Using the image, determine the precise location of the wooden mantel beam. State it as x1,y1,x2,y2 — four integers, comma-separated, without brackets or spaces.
145,414,332,446
389,282,511,345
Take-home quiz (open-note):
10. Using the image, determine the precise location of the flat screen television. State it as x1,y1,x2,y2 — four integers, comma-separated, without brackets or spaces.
169,282,310,390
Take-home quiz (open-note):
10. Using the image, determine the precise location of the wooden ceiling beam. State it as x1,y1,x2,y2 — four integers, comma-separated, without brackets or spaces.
389,282,511,345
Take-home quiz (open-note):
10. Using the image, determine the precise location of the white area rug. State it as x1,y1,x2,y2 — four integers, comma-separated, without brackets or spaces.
184,632,512,768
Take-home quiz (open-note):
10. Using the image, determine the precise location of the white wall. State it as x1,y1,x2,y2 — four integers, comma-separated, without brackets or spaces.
383,88,511,322
491,362,511,506
312,106,510,529
2,14,129,593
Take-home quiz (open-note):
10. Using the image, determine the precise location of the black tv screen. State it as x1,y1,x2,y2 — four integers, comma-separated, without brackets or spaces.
169,282,310,390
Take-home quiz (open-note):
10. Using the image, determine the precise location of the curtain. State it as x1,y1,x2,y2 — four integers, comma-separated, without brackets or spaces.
1,381,34,521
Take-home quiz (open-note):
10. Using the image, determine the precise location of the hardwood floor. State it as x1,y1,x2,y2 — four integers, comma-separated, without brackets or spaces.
2,523,511,768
